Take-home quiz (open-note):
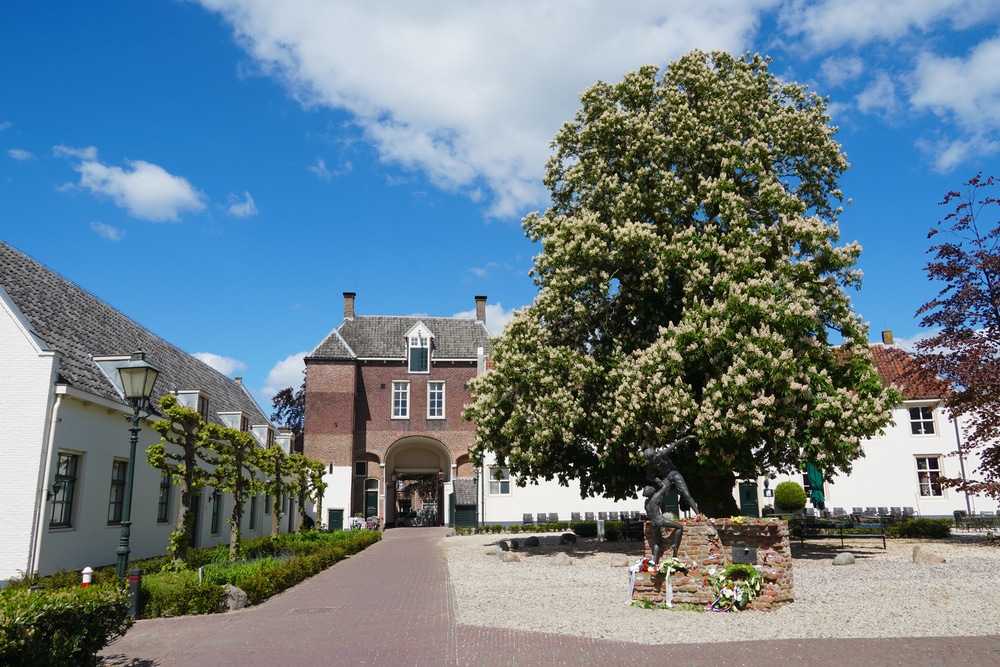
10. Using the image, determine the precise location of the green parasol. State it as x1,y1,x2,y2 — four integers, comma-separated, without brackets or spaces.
805,463,825,509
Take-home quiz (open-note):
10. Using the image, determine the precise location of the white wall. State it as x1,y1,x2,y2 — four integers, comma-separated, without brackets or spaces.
475,452,643,524
320,466,352,529
0,292,60,582
766,402,998,518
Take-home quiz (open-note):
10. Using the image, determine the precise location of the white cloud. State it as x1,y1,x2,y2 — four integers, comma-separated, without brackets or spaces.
0,121,11,131
452,301,516,336
819,56,864,87
54,145,206,222
261,351,306,398
227,190,258,217
887,330,938,353
308,157,332,181
8,148,34,160
90,221,124,241
909,36,1000,132
468,261,511,278
779,0,999,51
196,0,771,217
193,352,248,377
856,72,900,117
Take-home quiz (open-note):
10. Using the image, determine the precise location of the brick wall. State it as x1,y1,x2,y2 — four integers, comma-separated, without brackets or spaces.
631,519,793,611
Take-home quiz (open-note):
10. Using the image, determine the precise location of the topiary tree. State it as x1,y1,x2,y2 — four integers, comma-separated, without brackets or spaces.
774,481,807,513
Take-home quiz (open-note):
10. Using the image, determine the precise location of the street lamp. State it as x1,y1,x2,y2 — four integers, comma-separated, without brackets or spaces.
116,350,159,578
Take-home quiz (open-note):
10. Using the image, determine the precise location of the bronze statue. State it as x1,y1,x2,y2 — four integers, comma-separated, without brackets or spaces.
642,434,699,562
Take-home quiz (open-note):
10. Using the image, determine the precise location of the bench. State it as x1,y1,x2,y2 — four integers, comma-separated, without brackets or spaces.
790,517,886,549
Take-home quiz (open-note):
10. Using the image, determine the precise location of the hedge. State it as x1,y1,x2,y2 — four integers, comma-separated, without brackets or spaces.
0,584,131,667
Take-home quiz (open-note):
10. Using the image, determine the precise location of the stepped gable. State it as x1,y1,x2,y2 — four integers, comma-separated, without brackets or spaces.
869,344,948,401
0,241,268,424
309,315,491,361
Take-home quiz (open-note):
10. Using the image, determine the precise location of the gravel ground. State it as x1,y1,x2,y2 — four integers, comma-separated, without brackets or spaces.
443,531,1000,644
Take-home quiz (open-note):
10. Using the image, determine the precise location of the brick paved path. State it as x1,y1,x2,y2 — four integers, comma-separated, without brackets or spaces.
100,528,1000,666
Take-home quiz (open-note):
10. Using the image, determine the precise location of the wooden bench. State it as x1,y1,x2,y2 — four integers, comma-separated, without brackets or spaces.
790,517,886,549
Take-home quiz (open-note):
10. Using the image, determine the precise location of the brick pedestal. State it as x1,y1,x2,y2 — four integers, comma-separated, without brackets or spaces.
630,519,793,611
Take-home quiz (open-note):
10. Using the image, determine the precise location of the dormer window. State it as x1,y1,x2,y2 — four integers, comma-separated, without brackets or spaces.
405,322,433,374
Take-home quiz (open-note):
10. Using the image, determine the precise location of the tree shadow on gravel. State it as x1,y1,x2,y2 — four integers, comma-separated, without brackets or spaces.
790,540,886,561
472,534,647,559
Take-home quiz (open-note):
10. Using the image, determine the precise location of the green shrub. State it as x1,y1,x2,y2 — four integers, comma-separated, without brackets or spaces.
140,570,224,617
0,583,131,667
509,524,521,534
201,557,284,587
571,521,598,537
603,521,622,541
774,481,807,512
885,518,952,539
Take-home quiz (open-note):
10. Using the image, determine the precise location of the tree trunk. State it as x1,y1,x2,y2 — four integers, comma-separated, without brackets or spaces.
684,468,739,518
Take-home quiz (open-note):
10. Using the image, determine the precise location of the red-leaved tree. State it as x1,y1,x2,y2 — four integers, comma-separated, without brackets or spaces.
915,173,1000,499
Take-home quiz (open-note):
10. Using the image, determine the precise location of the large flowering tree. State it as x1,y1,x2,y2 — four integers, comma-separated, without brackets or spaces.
464,51,898,516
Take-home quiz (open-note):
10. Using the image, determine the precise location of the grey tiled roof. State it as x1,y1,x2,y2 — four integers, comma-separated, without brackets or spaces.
452,478,478,506
0,241,269,425
309,315,491,361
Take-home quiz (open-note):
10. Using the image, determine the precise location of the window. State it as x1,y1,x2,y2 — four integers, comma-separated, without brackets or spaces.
210,491,222,534
49,452,79,528
488,467,511,496
249,496,258,530
157,470,172,523
197,394,210,419
916,457,943,497
392,381,409,418
107,459,128,525
409,334,429,373
428,381,445,419
240,415,249,432
909,406,935,435
265,493,272,514
355,460,367,476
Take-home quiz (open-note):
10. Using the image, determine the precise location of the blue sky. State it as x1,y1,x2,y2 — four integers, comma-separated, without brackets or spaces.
2,1,999,407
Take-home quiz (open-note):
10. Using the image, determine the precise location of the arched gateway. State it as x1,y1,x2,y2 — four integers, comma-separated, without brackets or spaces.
385,436,451,527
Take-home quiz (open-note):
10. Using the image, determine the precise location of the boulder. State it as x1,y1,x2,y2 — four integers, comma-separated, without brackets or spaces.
560,533,577,545
609,554,631,568
912,545,946,564
222,584,248,612
832,552,855,566
501,551,521,563
523,536,540,547
484,545,501,556
551,552,573,566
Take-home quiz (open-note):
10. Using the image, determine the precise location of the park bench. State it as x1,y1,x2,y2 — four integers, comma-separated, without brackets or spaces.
789,516,886,549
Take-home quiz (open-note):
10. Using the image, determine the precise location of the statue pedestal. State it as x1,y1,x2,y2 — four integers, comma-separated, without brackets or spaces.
631,519,793,611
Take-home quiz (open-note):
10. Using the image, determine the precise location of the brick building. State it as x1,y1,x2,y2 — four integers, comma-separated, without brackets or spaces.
304,293,491,529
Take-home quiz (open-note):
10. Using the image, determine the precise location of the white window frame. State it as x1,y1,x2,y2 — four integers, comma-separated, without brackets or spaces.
50,451,81,529
392,381,410,419
916,456,944,497
488,466,511,496
107,458,128,526
908,405,936,435
427,381,445,419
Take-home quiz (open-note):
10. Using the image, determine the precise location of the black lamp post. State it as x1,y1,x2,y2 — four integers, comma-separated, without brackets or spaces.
116,350,159,578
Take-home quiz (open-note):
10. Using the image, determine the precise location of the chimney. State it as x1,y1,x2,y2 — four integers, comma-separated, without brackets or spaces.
475,295,487,324
344,292,356,319
881,330,893,346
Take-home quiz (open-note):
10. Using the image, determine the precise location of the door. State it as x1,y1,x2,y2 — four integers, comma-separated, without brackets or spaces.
327,508,344,532
739,481,760,518
365,490,378,519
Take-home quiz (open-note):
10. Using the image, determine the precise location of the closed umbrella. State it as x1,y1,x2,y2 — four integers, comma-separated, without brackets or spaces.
806,463,825,510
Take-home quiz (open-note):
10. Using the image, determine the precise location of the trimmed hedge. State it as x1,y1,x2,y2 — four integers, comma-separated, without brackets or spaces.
0,584,131,667
885,518,953,539
774,481,807,513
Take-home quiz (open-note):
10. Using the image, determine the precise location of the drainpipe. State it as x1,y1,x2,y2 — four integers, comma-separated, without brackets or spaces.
953,417,973,515
28,393,63,576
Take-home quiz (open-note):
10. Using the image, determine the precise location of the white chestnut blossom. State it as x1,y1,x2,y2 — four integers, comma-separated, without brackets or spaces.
463,51,899,507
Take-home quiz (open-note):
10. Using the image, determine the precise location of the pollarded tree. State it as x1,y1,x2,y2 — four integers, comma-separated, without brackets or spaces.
260,443,293,535
464,51,898,517
288,453,327,530
147,395,220,564
915,173,1000,499
210,425,264,559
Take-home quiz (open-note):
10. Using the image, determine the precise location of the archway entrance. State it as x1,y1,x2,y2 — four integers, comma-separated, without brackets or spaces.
385,436,450,527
